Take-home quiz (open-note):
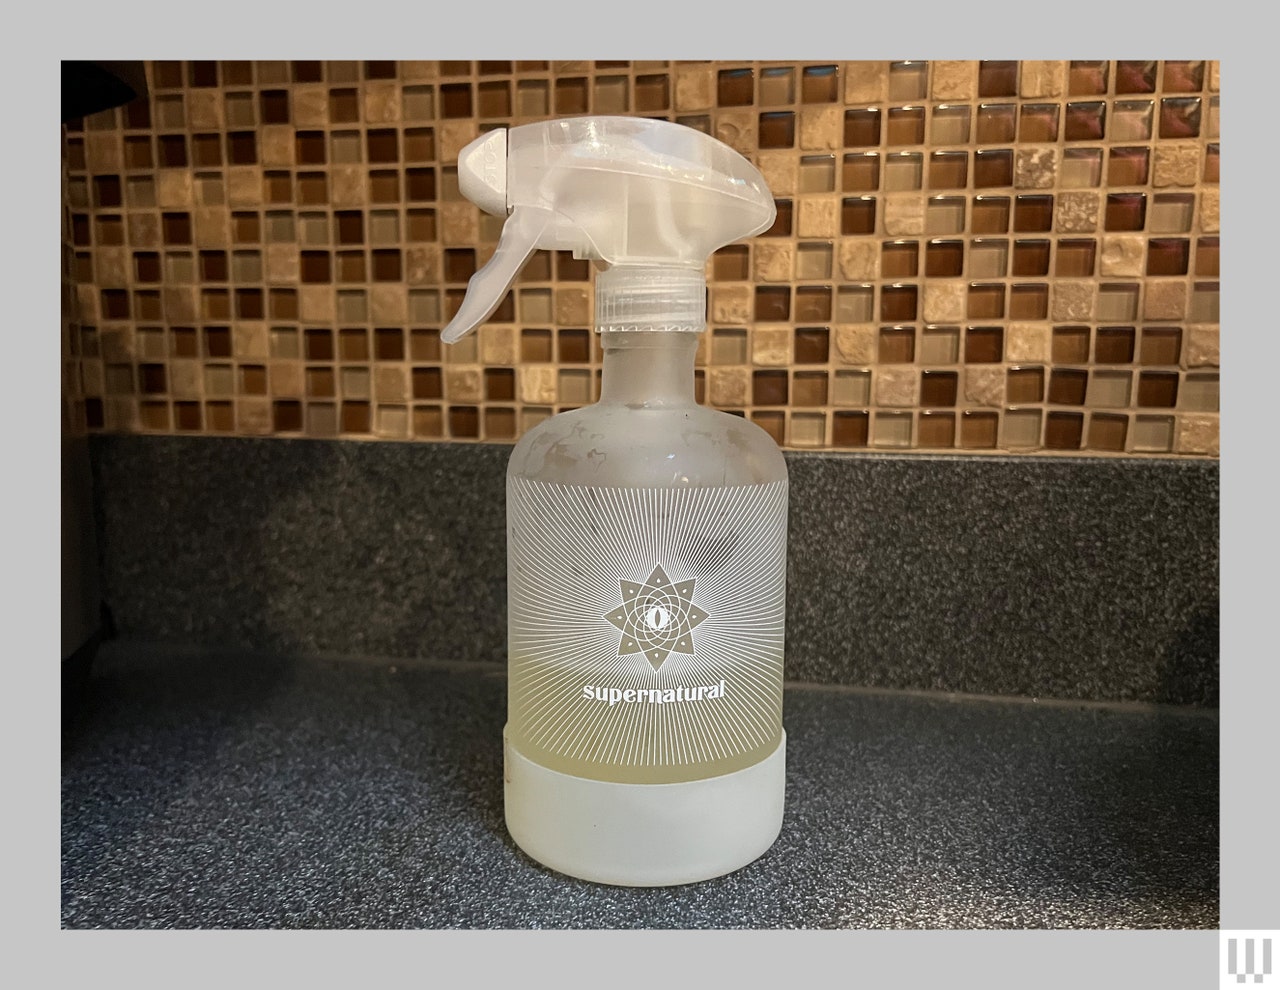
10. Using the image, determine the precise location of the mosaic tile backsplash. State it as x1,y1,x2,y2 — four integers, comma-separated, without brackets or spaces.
60,60,1220,455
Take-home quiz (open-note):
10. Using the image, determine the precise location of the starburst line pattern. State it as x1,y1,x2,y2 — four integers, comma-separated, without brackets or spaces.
604,564,709,670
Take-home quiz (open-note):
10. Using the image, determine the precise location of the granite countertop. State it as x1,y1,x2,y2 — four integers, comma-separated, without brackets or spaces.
61,642,1218,930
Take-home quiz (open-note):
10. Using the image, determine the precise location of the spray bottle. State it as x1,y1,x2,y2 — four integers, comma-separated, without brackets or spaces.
441,116,787,886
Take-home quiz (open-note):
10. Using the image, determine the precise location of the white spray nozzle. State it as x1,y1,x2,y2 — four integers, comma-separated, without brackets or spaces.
440,116,776,344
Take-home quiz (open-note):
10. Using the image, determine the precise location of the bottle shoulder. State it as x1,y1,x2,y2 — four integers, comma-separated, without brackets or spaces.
508,403,787,488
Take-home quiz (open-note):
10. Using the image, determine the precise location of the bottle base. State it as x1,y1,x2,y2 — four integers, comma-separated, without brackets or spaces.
503,729,786,887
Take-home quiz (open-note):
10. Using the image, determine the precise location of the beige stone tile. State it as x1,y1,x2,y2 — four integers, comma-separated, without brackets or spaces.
875,366,917,407
752,327,792,366
833,325,877,365
799,107,841,151
1144,280,1187,320
845,62,888,103
1100,236,1145,277
405,245,441,285
714,111,757,157
708,366,751,406
187,90,223,129
1020,61,1064,98
291,86,328,127
797,197,839,238
226,167,261,206
838,241,879,281
520,365,558,404
156,169,194,208
193,207,230,247
259,125,294,167
330,166,367,206
1200,189,1219,233
753,242,794,282
440,121,477,162
299,286,335,323
1015,148,1056,189
1177,414,1219,455
440,203,480,245
924,282,966,323
86,133,122,171
480,325,517,365
965,366,1004,407
556,286,591,325
445,367,483,402
711,285,751,324
1056,191,1099,233
675,66,715,111
233,322,269,359
162,287,198,322
266,245,300,284
884,193,925,236
1185,326,1219,368
364,82,401,123
237,398,272,434
128,213,161,247
930,61,977,101
1152,144,1200,187
270,361,304,398
370,284,408,322
1006,323,1050,364
1051,280,1096,321
756,151,797,195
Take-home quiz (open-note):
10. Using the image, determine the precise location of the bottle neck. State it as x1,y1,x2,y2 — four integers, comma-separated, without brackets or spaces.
597,332,699,408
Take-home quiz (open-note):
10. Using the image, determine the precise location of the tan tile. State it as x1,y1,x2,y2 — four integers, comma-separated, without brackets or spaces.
128,213,161,247
237,398,272,434
555,286,591,325
99,326,135,362
169,360,202,398
965,366,1004,407
223,166,259,207
797,197,839,238
884,193,925,236
753,242,794,282
1051,280,1096,321
1015,148,1057,189
162,287,198,322
756,151,798,196
923,282,966,323
105,397,139,432
1208,60,1220,92
875,366,917,407
833,325,877,365
752,327,792,366
1020,61,1065,98
186,90,223,129
838,240,879,281
930,61,977,101
1100,235,1145,277
233,322,269,359
710,285,751,324
1177,414,1219,456
370,284,408,322
844,61,888,103
439,121,477,163
259,125,294,167
405,245,441,285
193,207,230,247
299,285,335,322
76,285,99,322
799,107,841,151
674,66,715,111
270,361,304,398
1200,189,1219,233
156,169,194,208
479,325,517,365
266,245,300,284
1055,191,1099,233
520,365,558,404
330,166,367,206
1185,326,1219,368
364,82,401,123
713,110,757,157
402,61,438,81
1144,280,1187,321
1006,323,1050,363
1152,144,1200,187
86,133,122,171
445,367,483,402
95,248,128,287
709,366,751,406
290,86,328,127
440,203,480,245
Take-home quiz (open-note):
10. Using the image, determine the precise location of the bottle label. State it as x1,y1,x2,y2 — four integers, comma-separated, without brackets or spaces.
506,477,787,784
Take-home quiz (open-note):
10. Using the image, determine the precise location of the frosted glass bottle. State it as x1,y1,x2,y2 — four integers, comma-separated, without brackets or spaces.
503,326,789,886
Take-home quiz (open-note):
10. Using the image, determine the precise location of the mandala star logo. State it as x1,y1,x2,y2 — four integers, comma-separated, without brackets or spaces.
604,565,709,670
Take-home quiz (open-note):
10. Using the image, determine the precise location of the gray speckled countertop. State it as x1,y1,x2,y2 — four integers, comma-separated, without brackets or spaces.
61,641,1218,930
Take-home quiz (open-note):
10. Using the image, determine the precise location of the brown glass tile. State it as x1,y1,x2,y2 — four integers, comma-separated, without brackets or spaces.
240,365,267,394
1095,327,1135,364
886,107,925,145
329,88,359,122
978,61,1018,97
876,284,914,321
264,171,292,204
157,134,188,167
802,65,839,103
439,82,473,118
751,411,785,445
1163,60,1205,93
205,401,234,432
973,149,1013,188
928,151,967,189
1011,240,1050,276
793,372,827,406
484,407,516,440
1204,144,1219,183
100,289,129,319
1146,238,1190,276
1195,237,1219,277
844,108,881,147
975,104,1016,143
554,78,588,114
967,197,1008,235
832,410,869,447
477,80,512,118
1013,195,1053,233
967,284,1004,320
412,367,443,399
920,370,957,407
1019,104,1060,142
917,411,954,448
925,240,964,277
794,327,830,364
1140,328,1182,366
1009,284,1048,320
557,328,590,363
1105,193,1146,232
718,68,754,106
270,289,298,320
373,327,404,362
138,401,170,431
965,326,1003,363
123,98,151,129
173,328,199,358
881,242,919,278
1048,368,1088,405
795,286,833,322
1087,413,1128,452
342,401,372,434
366,129,398,163
134,252,161,282
302,328,332,361
1158,97,1202,139
124,135,153,169
169,401,199,431
842,153,880,192
1006,366,1044,403
1116,60,1157,94
1049,326,1089,363
1068,61,1108,96
753,370,788,405
879,327,915,363
521,329,552,362
635,75,670,111
485,368,515,401
755,286,790,321
297,171,328,205
1055,239,1096,277
759,112,796,149
959,410,998,449
833,197,874,236
1108,147,1149,186
233,212,260,243
189,61,219,87
139,363,166,394
1064,102,1106,140
1137,371,1179,407
259,89,290,124
306,366,335,398
413,405,444,438
1044,411,1084,450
